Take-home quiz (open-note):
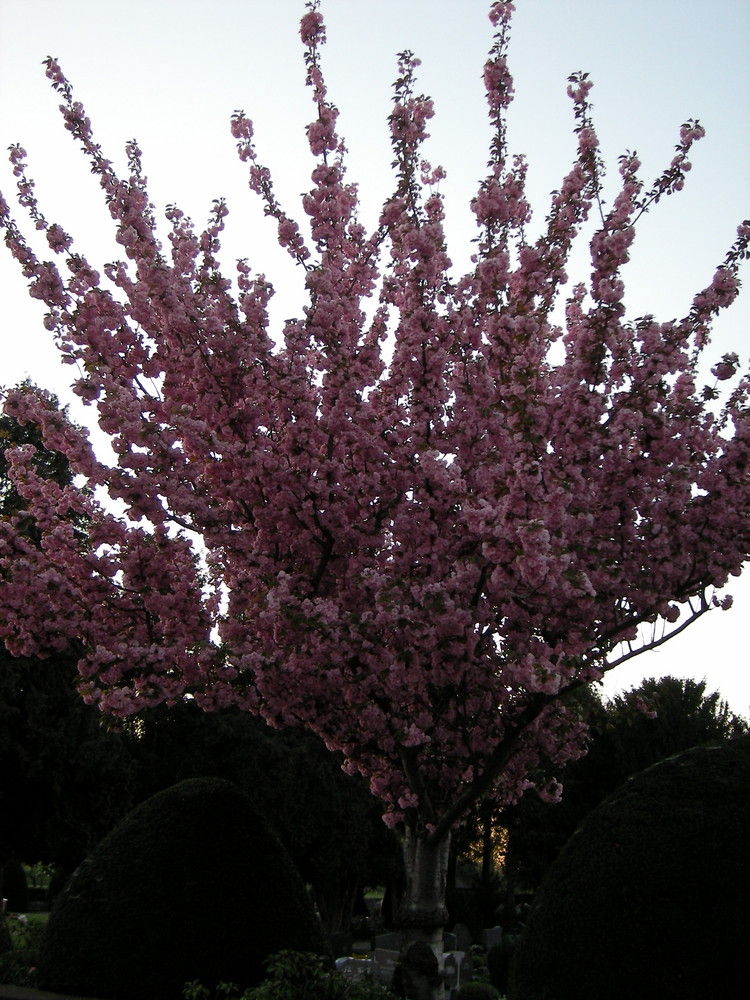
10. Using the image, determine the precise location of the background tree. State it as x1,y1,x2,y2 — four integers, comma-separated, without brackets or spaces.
0,647,137,871
1,1,748,986
1,385,74,520
128,701,401,933
1,392,136,871
0,651,399,930
503,676,749,892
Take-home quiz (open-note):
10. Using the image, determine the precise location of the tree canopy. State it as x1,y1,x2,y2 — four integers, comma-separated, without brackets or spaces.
1,2,748,967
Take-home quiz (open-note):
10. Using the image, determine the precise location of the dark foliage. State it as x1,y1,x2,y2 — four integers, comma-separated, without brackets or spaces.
0,858,28,913
455,984,501,999
127,701,402,932
486,939,517,996
236,949,395,999
0,911,46,987
509,736,750,1000
0,647,137,868
1,394,137,869
503,676,747,890
0,383,89,547
37,777,327,1000
0,384,73,522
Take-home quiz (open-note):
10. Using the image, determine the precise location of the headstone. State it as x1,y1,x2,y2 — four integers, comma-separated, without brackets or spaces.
443,931,457,952
335,956,372,981
373,947,401,985
443,952,459,991
375,930,403,951
453,922,473,953
482,925,503,951
328,931,352,958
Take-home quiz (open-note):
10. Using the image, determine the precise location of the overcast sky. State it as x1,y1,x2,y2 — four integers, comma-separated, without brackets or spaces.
1,0,749,713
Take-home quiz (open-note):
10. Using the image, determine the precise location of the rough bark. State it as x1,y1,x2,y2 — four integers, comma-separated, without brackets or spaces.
396,825,452,999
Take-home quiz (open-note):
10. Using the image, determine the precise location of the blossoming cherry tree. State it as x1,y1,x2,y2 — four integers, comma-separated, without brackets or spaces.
1,3,748,990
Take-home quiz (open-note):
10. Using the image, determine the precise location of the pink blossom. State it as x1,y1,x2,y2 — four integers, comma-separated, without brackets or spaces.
489,2,515,26
483,57,513,106
712,359,737,381
306,104,339,155
46,223,72,253
299,8,325,46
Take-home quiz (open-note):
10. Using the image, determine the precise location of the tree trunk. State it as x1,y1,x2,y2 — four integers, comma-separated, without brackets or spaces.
313,875,359,934
481,803,494,887
396,824,451,1000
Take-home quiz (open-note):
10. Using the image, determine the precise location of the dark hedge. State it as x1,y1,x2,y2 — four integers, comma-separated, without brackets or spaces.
509,736,750,1000
37,776,327,1000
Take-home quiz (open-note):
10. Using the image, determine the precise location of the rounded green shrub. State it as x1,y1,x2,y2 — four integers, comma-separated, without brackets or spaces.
37,777,327,1000
242,949,395,999
509,737,750,1000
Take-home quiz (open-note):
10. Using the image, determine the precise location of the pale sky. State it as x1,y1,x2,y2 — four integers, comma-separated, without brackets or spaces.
1,1,749,713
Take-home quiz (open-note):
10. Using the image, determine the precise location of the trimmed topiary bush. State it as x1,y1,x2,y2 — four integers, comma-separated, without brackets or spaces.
509,737,750,1000
37,777,327,1000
